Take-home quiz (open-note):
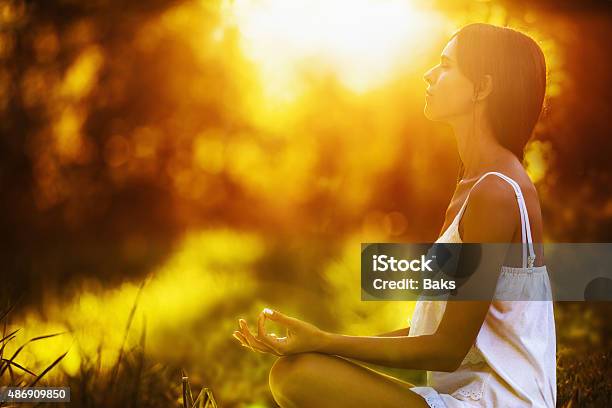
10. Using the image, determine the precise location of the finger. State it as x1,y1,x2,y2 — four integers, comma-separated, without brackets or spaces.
268,333,288,342
254,326,287,354
258,311,267,339
259,334,287,355
233,331,249,347
263,309,296,328
259,312,291,351
253,339,280,355
258,312,285,346
238,323,258,350
236,323,257,349
240,319,266,345
235,330,273,354
269,332,289,342
234,329,256,352
232,330,245,344
239,319,255,339
239,320,280,354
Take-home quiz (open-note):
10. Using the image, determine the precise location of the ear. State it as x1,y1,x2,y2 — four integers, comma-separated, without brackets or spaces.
472,74,493,102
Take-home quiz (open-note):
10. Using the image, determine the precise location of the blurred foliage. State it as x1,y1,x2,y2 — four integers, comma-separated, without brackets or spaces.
0,0,611,406
557,350,612,407
555,303,612,407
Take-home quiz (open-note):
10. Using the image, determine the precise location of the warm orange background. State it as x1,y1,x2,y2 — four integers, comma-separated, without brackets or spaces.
0,0,610,406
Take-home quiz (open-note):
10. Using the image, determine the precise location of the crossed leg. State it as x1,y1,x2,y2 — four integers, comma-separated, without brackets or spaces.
268,352,430,408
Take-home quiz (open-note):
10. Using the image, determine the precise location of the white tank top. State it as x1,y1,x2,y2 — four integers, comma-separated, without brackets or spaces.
408,171,557,407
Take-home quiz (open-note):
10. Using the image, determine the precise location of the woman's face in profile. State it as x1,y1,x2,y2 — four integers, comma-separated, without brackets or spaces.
423,36,475,122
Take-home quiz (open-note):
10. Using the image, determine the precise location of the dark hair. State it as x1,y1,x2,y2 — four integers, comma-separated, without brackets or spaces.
451,23,547,181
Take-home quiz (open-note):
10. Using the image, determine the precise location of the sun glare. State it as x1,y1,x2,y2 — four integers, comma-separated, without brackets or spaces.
221,0,448,97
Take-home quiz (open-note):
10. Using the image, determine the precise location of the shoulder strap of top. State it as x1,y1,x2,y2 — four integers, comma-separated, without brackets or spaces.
453,171,536,268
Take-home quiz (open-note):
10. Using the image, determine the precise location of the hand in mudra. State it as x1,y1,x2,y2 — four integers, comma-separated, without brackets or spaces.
232,308,328,356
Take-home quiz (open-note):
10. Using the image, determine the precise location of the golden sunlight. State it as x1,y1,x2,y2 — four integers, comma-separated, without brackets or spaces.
8,230,264,376
222,0,449,96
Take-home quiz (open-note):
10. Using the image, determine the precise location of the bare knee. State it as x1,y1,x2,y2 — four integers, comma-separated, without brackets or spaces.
268,353,325,406
269,354,296,392
268,354,305,400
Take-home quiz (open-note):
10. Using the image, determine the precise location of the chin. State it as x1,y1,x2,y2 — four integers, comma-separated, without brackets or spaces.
423,105,440,122
424,104,452,123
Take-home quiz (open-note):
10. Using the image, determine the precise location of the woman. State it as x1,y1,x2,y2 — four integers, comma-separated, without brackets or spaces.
232,23,556,407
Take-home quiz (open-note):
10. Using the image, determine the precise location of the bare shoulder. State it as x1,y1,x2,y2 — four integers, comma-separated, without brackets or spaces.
475,169,539,204
499,168,543,218
459,175,519,243
473,174,518,201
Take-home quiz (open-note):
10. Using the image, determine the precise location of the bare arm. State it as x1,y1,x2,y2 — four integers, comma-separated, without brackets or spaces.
239,178,518,371
375,327,409,337
316,179,516,372
320,331,464,371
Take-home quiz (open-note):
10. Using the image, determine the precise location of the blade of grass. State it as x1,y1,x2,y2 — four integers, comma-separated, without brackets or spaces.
193,388,218,408
0,331,66,378
182,369,188,408
8,360,15,384
0,334,18,359
1,358,37,376
103,280,146,405
182,369,193,408
0,328,19,344
205,388,218,408
27,332,68,342
129,318,146,408
29,350,68,387
0,311,9,362
191,388,204,408
0,303,16,323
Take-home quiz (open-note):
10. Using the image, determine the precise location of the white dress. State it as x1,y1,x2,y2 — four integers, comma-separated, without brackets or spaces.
408,172,556,408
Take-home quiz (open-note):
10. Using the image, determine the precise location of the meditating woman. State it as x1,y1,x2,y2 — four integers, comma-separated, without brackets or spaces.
232,23,556,408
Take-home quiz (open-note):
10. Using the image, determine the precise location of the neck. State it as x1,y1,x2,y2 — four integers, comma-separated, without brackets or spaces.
449,107,514,181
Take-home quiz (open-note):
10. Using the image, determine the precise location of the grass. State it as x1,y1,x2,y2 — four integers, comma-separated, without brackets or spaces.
3,294,611,407
0,301,68,398
182,369,219,408
557,348,612,407
41,282,183,408
0,283,222,408
0,291,182,408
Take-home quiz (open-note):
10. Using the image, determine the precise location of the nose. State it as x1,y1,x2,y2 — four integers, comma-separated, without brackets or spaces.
423,66,435,86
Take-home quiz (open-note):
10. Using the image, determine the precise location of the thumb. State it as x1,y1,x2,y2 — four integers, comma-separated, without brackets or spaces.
263,308,295,327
